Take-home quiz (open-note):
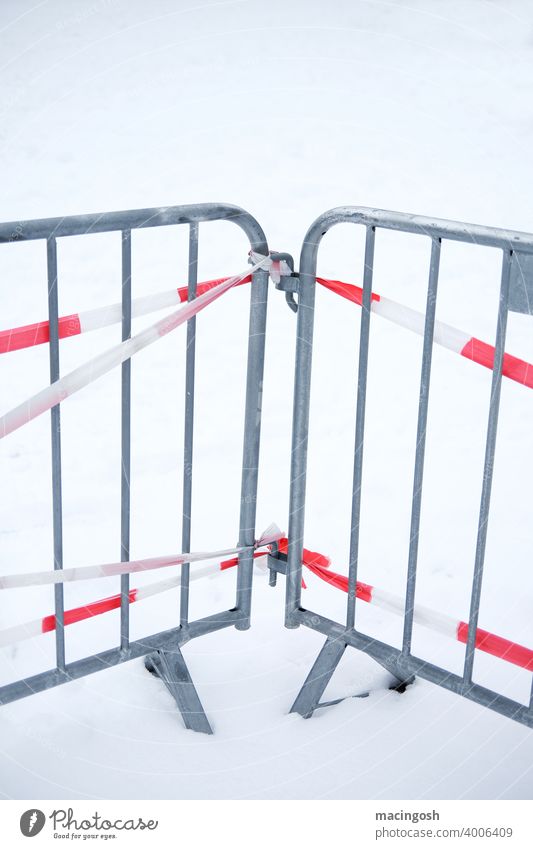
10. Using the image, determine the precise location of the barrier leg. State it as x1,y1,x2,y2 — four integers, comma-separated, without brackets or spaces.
290,637,348,718
291,636,414,719
144,647,213,734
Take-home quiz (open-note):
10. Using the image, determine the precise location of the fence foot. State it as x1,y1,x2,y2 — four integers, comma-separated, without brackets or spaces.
290,637,347,718
373,657,415,693
389,676,415,693
144,647,213,735
290,637,414,719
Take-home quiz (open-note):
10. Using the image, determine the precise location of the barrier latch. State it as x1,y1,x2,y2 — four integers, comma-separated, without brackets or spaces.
249,250,299,312
270,251,299,313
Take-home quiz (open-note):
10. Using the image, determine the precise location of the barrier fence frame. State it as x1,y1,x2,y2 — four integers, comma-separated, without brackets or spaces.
280,205,533,728
0,203,269,734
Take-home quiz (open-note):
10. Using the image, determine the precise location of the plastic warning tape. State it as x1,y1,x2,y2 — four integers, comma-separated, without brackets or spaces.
317,277,533,390
0,259,267,440
0,525,284,648
0,553,271,648
0,276,251,354
277,539,533,672
3,265,529,389
0,249,286,356
0,523,283,590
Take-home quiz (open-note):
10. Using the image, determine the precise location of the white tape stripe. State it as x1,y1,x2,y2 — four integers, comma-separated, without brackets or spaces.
0,619,42,647
370,586,458,639
132,555,269,603
0,548,243,589
0,523,283,589
79,289,184,333
255,522,284,548
0,259,267,441
372,296,471,354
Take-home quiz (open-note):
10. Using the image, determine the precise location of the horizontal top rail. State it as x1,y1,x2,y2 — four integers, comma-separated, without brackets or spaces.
300,206,533,262
0,202,268,255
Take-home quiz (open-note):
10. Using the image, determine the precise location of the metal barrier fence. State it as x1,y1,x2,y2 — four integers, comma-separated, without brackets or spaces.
281,206,533,729
0,203,269,734
2,202,533,733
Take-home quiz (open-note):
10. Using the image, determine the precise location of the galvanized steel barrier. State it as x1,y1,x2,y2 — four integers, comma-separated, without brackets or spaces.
279,206,533,729
0,203,269,734
2,202,533,732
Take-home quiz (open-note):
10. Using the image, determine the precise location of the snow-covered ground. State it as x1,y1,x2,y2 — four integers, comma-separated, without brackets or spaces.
0,0,533,799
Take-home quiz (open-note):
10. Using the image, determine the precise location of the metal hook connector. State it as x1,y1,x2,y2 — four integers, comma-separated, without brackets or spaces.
269,251,299,312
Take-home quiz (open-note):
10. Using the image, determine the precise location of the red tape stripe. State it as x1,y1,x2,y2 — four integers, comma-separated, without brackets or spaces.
460,337,533,389
41,588,138,633
177,275,250,303
316,277,380,306
0,314,81,354
219,550,266,571
276,538,373,601
456,621,533,672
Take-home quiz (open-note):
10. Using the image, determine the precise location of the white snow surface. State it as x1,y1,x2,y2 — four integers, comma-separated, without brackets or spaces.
0,0,533,799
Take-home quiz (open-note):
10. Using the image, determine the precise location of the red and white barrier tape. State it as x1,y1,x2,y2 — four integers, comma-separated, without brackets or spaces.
0,258,269,440
2,260,529,391
0,523,282,590
0,250,289,355
0,250,290,356
277,539,533,672
0,276,251,354
317,277,533,390
0,552,272,649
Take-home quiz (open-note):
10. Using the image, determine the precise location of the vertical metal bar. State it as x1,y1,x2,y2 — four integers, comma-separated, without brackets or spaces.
47,236,65,672
120,230,132,651
269,540,278,587
402,238,441,654
346,225,375,630
180,223,198,628
463,249,512,685
235,267,269,630
285,247,318,626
